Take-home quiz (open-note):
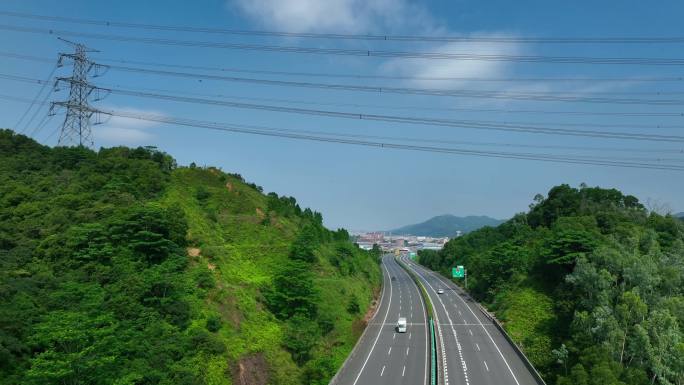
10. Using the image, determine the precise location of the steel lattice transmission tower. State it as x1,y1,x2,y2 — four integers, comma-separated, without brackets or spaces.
52,38,107,147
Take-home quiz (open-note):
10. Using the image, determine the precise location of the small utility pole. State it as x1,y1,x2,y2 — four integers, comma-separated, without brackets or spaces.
52,38,106,147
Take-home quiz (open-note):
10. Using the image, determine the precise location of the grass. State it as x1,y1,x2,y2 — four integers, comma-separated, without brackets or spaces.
492,284,557,371
160,167,381,384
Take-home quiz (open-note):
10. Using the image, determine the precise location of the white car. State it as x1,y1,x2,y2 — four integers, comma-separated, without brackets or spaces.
396,317,407,333
437,288,444,294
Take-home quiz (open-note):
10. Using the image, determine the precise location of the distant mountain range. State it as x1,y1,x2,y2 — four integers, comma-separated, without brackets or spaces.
675,212,684,218
390,214,505,237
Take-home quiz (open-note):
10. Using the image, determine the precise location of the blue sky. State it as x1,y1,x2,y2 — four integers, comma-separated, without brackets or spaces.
1,0,683,230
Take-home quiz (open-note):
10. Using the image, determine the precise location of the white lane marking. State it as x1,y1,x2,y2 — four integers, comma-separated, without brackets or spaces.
401,257,451,385
406,347,410,355
381,365,386,376
395,256,429,385
352,257,393,385
393,333,396,339
484,361,489,372
459,310,462,316
406,260,466,385
402,365,406,377
388,347,392,355
416,263,522,385
463,318,467,324
469,329,473,336
476,343,480,351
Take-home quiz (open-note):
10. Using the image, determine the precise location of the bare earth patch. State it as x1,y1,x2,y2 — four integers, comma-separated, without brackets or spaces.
225,182,234,192
186,247,201,257
232,353,269,385
255,207,265,219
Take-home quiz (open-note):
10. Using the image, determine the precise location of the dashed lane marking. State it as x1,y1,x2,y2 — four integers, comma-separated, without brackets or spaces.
351,257,393,385
417,263,522,385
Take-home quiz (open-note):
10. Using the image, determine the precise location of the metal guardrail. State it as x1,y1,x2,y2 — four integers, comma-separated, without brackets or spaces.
397,258,438,385
472,300,547,385
429,318,437,385
447,278,548,385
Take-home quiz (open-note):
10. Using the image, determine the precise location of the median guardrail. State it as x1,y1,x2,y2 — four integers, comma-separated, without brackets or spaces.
429,319,437,385
397,257,438,385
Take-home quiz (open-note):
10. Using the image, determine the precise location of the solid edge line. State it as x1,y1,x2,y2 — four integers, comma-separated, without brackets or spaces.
328,254,388,385
415,262,522,385
351,255,394,385
397,256,441,385
393,256,430,385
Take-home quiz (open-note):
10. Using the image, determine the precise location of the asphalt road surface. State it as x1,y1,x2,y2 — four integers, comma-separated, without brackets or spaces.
331,255,429,385
332,254,540,385
401,255,539,385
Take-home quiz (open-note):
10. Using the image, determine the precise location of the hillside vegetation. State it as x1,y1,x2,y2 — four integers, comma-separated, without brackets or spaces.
391,214,504,237
419,184,684,385
0,129,381,385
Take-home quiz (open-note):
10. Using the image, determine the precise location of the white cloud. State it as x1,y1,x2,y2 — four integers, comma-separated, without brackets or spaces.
229,0,521,93
230,1,636,107
230,0,434,34
94,106,164,146
380,40,522,89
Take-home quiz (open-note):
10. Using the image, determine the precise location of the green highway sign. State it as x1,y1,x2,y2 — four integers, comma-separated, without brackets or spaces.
452,265,465,278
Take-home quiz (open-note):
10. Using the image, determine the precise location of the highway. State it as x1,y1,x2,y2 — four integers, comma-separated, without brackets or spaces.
400,255,540,385
331,255,429,385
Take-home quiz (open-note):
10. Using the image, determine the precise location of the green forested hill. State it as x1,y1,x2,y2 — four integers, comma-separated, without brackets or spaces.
0,129,381,385
390,214,504,237
419,184,684,385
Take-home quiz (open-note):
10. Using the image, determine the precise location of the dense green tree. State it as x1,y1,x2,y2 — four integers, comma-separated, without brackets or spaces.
419,184,683,385
265,260,318,319
0,129,381,385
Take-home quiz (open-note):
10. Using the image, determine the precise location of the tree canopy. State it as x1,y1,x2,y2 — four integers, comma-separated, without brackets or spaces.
420,184,683,385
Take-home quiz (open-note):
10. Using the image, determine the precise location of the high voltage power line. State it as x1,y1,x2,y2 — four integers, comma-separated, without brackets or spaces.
3,92,682,156
2,93,682,169
3,50,683,84
3,24,684,65
89,108,684,171
15,64,57,133
2,72,682,142
4,52,684,116
97,57,684,83
92,82,684,130
100,87,684,142
2,27,682,170
2,10,684,44
7,66,684,106
10,75,684,120
103,65,684,104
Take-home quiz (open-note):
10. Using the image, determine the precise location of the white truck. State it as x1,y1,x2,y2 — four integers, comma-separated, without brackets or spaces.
396,317,407,333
